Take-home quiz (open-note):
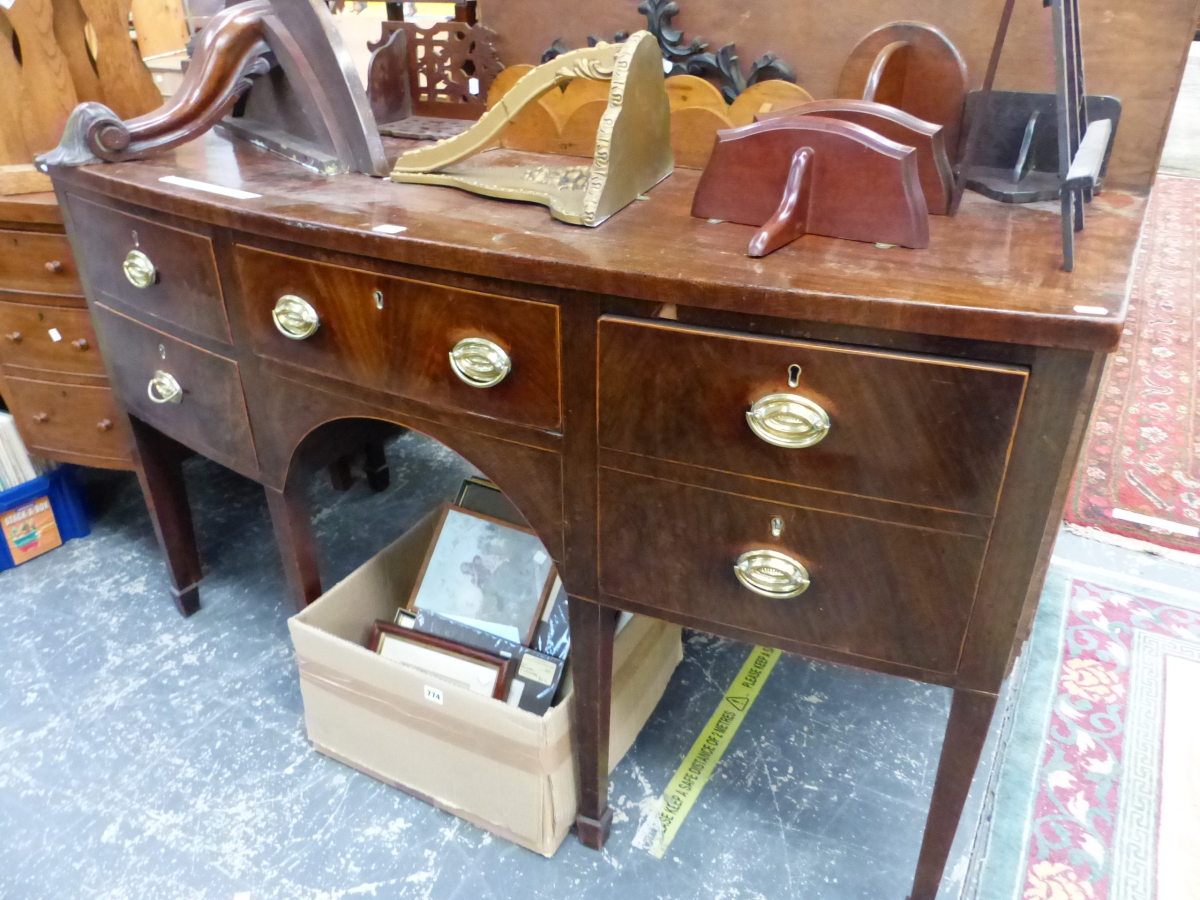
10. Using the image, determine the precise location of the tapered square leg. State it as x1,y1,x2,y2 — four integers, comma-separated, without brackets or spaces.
363,439,390,492
128,417,203,617
568,595,619,849
909,689,998,900
265,482,322,612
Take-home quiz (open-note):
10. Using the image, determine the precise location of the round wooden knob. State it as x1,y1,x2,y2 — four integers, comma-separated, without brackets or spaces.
3,332,21,343
44,260,64,274
72,338,89,351
97,419,113,432
32,412,49,424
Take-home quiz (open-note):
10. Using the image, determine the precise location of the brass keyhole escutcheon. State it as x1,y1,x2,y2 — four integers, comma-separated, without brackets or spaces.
123,249,157,288
272,295,321,340
788,364,802,388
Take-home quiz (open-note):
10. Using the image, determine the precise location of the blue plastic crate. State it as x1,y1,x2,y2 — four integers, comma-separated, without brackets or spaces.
0,467,90,572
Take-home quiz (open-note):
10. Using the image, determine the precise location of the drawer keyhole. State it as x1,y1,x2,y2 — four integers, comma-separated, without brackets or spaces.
788,364,802,388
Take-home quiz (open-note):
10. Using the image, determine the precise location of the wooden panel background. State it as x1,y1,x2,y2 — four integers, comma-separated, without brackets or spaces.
481,0,1200,191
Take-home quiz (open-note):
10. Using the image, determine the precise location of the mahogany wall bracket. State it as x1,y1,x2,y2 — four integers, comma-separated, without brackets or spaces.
837,22,968,164
759,99,954,215
39,0,388,177
692,116,930,257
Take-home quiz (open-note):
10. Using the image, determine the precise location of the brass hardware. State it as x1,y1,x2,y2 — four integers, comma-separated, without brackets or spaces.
32,412,49,424
45,260,63,274
272,295,321,340
72,338,89,351
123,249,156,288
449,337,512,388
97,419,113,432
147,370,183,404
746,392,831,449
734,549,811,599
770,517,784,537
3,332,20,343
373,290,384,310
788,364,802,388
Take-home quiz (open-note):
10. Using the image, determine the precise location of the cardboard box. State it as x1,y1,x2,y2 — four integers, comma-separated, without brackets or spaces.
288,507,683,856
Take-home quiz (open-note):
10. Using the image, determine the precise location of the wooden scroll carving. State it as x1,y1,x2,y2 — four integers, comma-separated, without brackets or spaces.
40,0,388,177
838,23,968,163
758,99,954,215
691,117,929,258
543,0,797,105
367,20,504,141
390,31,673,228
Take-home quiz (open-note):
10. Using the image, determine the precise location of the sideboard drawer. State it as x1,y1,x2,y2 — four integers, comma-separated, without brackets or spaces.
234,246,561,430
598,468,985,674
64,196,231,344
598,317,1028,516
92,304,257,473
0,230,82,296
2,376,128,464
0,301,104,376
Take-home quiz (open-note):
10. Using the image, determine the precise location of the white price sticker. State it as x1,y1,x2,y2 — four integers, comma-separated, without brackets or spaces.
48,328,62,342
424,685,444,705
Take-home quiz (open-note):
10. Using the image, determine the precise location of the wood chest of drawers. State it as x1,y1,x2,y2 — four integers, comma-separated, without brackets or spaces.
0,194,132,471
47,132,1141,899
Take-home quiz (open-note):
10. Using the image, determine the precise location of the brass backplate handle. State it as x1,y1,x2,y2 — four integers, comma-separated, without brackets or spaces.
272,295,321,340
147,370,183,404
123,249,156,288
746,392,831,449
734,548,811,599
449,337,512,388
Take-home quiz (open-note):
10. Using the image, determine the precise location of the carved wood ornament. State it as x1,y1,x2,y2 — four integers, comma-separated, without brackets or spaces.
390,31,673,227
39,0,388,177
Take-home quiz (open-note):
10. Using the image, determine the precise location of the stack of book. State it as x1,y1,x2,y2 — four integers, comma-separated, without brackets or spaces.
0,412,54,492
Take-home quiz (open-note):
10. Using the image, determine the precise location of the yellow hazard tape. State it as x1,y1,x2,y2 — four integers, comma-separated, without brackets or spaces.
641,645,781,858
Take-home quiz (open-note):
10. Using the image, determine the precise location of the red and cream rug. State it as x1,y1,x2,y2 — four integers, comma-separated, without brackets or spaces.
1017,577,1200,900
1065,174,1200,558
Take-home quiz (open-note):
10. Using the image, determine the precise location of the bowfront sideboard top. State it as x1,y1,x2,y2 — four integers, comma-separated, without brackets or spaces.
47,131,1145,900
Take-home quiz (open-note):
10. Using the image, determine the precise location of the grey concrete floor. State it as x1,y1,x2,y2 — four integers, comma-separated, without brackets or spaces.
1160,42,1200,178
1,431,1195,900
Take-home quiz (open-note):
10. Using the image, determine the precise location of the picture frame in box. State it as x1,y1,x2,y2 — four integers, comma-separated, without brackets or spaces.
534,574,571,661
454,477,530,529
404,504,555,646
412,608,566,716
369,621,513,700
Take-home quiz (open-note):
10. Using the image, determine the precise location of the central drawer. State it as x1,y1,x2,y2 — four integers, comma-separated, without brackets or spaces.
598,317,1028,516
233,246,561,430
599,469,986,674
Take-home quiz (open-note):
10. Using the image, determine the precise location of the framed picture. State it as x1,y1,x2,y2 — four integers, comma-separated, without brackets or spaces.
405,504,555,646
454,476,529,528
369,621,512,700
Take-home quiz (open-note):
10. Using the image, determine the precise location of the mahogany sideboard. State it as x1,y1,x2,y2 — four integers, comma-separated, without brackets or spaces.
0,192,133,471
48,132,1144,899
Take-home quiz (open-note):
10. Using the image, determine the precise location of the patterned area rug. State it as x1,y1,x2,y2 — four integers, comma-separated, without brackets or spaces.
968,572,1200,900
1065,174,1200,556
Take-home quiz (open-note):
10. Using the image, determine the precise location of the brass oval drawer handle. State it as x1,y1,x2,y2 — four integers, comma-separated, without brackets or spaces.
272,294,321,340
746,392,831,449
449,337,511,388
147,370,183,404
734,548,811,599
123,249,157,288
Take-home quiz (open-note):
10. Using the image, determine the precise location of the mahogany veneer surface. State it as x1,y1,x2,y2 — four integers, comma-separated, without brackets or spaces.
46,130,1143,900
